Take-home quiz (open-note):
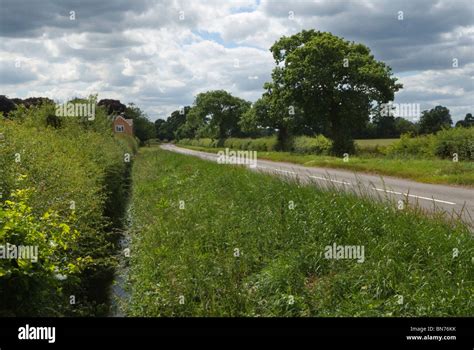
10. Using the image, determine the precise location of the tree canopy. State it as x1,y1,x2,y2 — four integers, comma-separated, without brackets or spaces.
257,30,403,154
124,103,155,143
455,113,474,128
418,105,452,134
98,99,126,115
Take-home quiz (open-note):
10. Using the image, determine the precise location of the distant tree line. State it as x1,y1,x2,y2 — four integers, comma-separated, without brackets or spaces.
155,95,474,146
354,106,472,138
153,30,471,154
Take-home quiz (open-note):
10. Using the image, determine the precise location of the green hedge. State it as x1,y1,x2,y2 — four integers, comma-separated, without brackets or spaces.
434,127,474,160
291,135,333,154
178,129,473,160
385,134,437,158
224,137,278,151
178,135,332,154
0,102,136,316
178,138,218,148
387,128,474,160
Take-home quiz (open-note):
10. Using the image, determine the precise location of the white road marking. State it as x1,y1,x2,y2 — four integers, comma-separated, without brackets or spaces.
372,188,403,195
257,166,297,175
309,175,352,186
372,187,456,205
274,169,297,175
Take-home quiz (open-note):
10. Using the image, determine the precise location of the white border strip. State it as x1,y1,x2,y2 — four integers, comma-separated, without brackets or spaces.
372,187,456,205
309,175,352,186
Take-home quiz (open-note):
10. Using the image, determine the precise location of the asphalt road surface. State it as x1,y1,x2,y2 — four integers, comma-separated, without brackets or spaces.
160,144,474,228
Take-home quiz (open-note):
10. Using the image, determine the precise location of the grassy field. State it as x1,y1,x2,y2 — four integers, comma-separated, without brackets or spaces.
126,147,473,316
175,144,474,187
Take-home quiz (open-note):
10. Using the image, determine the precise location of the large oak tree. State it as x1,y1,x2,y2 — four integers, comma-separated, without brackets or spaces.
266,30,402,154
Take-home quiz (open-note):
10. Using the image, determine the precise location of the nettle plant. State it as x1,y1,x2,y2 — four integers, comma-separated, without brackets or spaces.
0,175,92,291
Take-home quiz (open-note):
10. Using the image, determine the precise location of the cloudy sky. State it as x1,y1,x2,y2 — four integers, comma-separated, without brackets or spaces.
0,0,472,122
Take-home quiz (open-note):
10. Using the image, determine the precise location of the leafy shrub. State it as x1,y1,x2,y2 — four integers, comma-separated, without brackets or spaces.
386,128,474,160
292,135,333,154
247,137,277,151
386,134,437,158
224,138,251,150
198,138,216,148
0,184,92,316
433,127,474,160
179,138,216,148
116,133,139,154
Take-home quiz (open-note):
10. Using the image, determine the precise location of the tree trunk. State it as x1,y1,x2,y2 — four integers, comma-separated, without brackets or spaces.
329,107,355,156
217,126,226,147
276,125,292,151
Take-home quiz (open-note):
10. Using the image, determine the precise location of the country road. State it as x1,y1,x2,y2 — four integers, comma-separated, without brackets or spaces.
160,144,474,227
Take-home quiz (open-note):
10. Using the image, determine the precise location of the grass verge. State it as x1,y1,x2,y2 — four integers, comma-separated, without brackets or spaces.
176,144,474,187
127,147,473,316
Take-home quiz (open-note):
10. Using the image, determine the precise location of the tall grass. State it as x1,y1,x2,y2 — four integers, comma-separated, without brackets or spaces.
127,148,473,316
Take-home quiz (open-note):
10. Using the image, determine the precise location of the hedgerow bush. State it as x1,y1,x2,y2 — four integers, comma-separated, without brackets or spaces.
116,133,139,154
179,136,279,152
386,134,437,158
386,128,474,160
224,138,251,150
292,135,333,154
178,138,217,148
433,127,474,160
0,100,136,316
247,137,278,151
179,135,334,154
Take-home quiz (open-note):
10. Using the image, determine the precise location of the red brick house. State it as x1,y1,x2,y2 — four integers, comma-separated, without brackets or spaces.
113,114,134,136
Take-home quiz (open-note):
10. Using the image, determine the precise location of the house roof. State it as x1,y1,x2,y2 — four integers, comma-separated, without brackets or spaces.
114,114,133,126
